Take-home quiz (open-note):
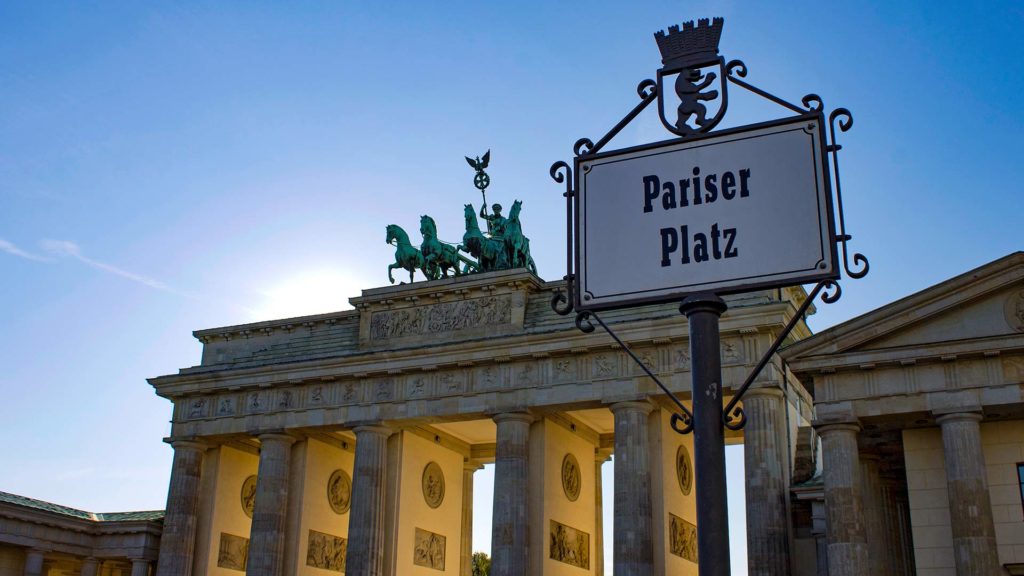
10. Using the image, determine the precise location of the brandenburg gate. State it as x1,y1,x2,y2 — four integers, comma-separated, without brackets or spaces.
149,268,813,576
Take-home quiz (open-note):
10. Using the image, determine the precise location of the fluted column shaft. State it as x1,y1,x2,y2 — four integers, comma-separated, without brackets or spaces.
80,557,99,576
345,425,393,576
742,387,790,576
859,455,891,576
611,401,654,576
155,440,206,576
130,559,151,576
594,452,610,576
461,461,482,576
936,412,1001,576
246,433,296,576
490,412,533,576
23,549,45,576
817,423,868,576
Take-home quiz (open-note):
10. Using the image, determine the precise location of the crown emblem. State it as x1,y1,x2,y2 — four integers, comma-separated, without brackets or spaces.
654,17,724,71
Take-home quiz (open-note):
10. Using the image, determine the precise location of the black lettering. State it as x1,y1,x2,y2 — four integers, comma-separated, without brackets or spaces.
660,227,678,267
691,166,703,205
721,171,736,200
679,179,690,207
739,168,752,198
704,174,718,203
661,180,677,210
680,225,690,264
693,233,709,262
643,175,660,213
710,223,722,259
723,227,738,258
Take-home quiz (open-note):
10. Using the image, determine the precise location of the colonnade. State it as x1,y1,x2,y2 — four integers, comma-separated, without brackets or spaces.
155,394,797,576
20,551,151,576
817,411,1002,576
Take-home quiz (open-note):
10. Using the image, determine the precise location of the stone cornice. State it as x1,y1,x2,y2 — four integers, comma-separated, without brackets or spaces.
150,299,799,399
786,333,1024,375
782,251,1024,362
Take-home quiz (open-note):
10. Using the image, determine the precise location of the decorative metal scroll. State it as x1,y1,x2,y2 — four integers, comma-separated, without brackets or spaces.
549,16,870,435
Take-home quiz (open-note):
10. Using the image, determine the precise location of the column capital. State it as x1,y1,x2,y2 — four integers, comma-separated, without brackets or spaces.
609,400,655,416
351,423,394,437
813,419,861,436
464,459,485,472
491,411,535,425
934,410,983,426
741,385,785,399
595,446,613,463
256,431,299,445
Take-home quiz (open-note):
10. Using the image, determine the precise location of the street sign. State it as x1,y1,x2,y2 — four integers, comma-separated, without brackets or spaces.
575,113,838,311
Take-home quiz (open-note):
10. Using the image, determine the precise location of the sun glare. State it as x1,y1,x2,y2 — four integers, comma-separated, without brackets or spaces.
249,269,369,321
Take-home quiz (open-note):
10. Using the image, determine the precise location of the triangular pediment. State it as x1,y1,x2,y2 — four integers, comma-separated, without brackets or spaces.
782,252,1024,367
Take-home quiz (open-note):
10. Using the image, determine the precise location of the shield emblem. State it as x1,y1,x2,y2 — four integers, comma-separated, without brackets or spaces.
657,56,728,138
653,18,728,138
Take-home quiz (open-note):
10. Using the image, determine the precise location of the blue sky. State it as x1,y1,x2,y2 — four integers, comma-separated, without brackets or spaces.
1,1,1021,572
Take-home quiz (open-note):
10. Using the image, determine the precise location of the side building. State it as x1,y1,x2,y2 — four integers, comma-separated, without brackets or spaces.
784,251,1024,576
0,492,161,576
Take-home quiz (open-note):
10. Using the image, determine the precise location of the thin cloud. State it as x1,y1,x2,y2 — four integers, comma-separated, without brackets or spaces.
40,239,182,295
0,238,50,262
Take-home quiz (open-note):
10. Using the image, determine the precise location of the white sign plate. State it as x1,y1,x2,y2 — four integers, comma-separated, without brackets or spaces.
576,113,837,311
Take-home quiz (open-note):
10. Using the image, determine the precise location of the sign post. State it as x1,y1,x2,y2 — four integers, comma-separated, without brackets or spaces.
550,16,869,575
680,293,730,575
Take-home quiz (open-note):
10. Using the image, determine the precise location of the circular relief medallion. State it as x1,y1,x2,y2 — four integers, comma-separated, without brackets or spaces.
1004,290,1024,332
327,469,352,515
676,445,693,496
422,462,445,509
561,453,581,502
241,475,257,518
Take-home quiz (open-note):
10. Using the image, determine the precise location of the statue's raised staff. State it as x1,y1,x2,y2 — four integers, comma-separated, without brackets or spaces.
459,204,508,272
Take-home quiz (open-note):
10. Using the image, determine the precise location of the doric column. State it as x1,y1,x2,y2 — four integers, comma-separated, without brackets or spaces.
80,557,99,576
594,449,612,576
816,422,868,576
246,432,296,576
935,412,1001,576
155,439,206,576
742,387,790,576
23,549,45,576
490,412,533,576
461,460,483,576
610,401,654,576
859,454,891,576
130,559,151,576
345,425,393,576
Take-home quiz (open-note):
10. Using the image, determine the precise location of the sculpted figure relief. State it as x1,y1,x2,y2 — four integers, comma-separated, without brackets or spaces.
240,475,257,518
549,520,590,569
327,469,352,515
561,453,581,502
414,528,446,571
422,461,445,509
676,445,693,495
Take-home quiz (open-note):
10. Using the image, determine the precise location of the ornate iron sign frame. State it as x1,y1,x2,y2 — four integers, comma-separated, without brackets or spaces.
548,20,870,574
549,19,870,432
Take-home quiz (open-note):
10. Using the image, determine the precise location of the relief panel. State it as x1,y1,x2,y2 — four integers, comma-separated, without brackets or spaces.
549,519,590,569
217,533,249,571
413,527,446,571
306,530,346,572
669,513,697,562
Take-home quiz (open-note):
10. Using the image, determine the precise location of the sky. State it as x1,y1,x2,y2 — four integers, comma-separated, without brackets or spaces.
1,1,1021,573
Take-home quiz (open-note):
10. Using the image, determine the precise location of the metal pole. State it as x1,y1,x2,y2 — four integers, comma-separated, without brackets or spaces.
680,293,730,576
